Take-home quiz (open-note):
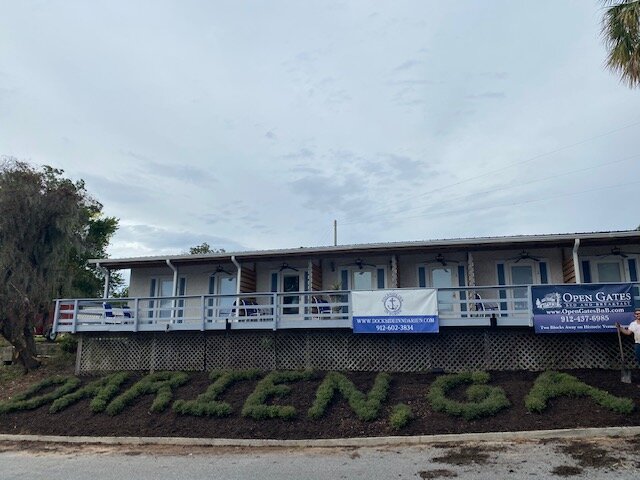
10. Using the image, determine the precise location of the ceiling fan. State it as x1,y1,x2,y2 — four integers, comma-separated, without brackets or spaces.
279,262,299,272
597,246,640,259
211,265,233,276
348,258,377,270
508,250,541,263
425,253,460,267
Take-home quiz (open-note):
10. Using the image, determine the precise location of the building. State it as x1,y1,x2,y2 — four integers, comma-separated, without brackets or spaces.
54,230,640,374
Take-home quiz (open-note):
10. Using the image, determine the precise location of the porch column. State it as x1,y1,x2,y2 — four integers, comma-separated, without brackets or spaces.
391,255,399,288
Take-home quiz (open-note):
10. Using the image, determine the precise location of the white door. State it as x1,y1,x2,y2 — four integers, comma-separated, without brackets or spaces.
594,260,623,283
209,275,237,318
510,264,534,311
428,266,457,313
158,279,173,318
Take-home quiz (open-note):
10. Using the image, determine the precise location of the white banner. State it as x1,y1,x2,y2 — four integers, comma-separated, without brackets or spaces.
351,289,439,334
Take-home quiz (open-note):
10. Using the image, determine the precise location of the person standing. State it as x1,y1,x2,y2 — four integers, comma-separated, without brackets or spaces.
616,308,640,366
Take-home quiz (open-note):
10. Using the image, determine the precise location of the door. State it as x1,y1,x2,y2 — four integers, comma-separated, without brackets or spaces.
510,264,534,311
428,266,456,313
594,260,623,283
282,273,301,315
208,275,237,319
158,279,173,318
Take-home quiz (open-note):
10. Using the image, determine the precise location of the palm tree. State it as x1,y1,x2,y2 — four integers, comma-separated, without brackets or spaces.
602,1,640,88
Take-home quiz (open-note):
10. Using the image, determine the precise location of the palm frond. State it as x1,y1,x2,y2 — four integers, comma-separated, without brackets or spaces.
602,0,640,88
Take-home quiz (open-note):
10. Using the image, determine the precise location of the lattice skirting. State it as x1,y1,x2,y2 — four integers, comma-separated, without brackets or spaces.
76,329,638,374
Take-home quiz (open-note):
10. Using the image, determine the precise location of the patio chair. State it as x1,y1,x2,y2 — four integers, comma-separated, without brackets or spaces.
311,296,331,320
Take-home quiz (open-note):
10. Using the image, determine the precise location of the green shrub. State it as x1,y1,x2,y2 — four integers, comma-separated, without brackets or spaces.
525,371,634,414
50,372,130,413
241,370,315,420
59,334,78,354
426,371,510,420
173,369,261,416
308,372,391,421
105,371,189,416
0,376,81,414
389,403,413,430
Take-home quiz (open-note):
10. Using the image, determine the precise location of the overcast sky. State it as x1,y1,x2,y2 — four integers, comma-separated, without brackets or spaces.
1,1,639,259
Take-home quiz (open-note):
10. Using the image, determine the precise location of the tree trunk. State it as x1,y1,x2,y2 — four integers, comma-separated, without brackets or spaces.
1,315,41,371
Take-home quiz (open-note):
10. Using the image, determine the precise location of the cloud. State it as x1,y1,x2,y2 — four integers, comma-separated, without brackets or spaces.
465,91,505,100
79,173,159,206
265,130,277,141
281,148,315,160
123,151,218,187
114,224,247,255
393,60,421,71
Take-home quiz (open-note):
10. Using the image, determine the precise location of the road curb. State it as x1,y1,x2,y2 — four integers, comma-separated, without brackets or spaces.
1,426,639,449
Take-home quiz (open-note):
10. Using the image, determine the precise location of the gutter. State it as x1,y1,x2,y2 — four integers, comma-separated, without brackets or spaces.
572,239,581,284
166,259,178,296
231,256,241,295
95,262,110,298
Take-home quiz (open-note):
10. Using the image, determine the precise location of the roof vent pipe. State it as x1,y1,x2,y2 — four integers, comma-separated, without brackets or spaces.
572,238,581,284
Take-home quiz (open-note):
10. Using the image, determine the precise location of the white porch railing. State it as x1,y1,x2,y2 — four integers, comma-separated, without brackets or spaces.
52,291,353,333
55,283,639,334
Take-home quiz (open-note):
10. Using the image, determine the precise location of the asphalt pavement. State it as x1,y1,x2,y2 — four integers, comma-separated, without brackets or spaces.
1,435,639,480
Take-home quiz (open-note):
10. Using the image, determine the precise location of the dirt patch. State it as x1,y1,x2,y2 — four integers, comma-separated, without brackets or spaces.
557,441,622,470
431,446,496,466
551,465,583,476
0,369,639,440
418,469,457,479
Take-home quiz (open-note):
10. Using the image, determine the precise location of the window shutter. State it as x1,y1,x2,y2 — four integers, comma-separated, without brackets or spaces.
628,259,638,282
629,259,638,308
458,265,467,314
377,269,385,289
148,279,157,318
341,270,349,290
496,264,507,313
539,262,548,284
304,271,309,292
418,267,426,288
177,278,186,319
270,273,278,292
581,260,591,283
208,275,216,295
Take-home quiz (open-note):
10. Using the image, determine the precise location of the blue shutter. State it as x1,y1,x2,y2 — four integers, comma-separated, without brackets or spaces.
271,273,278,292
304,271,309,291
497,264,507,314
177,278,186,319
458,265,467,314
418,267,426,288
628,259,639,308
207,275,215,319
628,259,638,282
148,279,156,318
539,262,548,284
341,270,349,290
377,269,385,289
581,260,591,283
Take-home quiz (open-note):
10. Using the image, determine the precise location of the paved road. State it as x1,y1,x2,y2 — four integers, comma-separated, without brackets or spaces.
0,436,638,479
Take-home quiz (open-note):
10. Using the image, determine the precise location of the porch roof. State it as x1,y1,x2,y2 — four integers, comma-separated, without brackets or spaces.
90,230,640,269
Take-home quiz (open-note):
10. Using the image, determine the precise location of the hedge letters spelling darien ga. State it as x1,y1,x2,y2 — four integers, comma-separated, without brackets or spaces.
0,371,634,426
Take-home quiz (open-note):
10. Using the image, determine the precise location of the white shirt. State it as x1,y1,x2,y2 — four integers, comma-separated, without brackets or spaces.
627,321,640,343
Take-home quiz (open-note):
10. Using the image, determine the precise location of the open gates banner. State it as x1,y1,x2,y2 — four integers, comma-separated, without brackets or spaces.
352,289,439,334
532,283,635,334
